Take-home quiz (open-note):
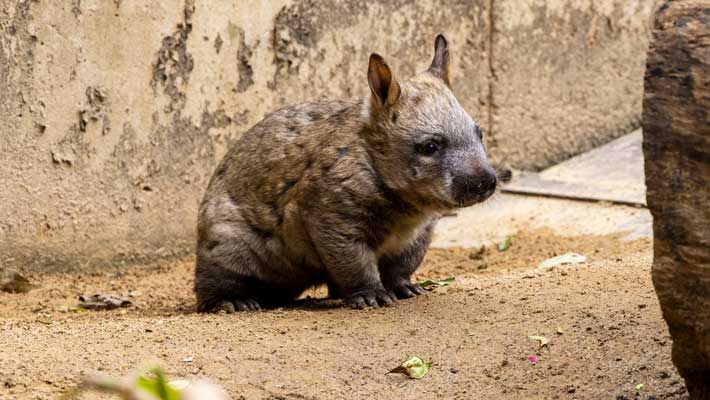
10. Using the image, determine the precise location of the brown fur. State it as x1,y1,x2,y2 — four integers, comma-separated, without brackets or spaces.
194,35,497,312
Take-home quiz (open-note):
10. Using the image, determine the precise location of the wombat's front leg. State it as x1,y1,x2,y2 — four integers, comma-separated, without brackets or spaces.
378,222,435,299
309,221,396,309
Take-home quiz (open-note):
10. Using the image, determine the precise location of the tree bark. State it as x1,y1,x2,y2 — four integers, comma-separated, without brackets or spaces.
643,1,710,398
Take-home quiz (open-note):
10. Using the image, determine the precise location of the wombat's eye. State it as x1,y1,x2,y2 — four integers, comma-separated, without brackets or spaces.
416,141,440,156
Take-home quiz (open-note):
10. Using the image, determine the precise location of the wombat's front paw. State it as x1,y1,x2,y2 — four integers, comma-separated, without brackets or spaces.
344,288,396,309
383,279,425,299
216,299,261,312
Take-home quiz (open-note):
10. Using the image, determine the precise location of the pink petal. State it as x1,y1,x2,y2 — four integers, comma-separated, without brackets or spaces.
527,355,539,364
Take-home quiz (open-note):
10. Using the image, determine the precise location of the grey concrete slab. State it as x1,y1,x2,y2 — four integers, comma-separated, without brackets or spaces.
501,130,646,206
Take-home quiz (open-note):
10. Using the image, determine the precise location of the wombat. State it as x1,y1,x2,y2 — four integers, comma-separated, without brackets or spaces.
194,34,497,312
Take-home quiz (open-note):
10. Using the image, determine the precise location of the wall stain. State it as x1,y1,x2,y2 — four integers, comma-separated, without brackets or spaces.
272,0,320,80
236,27,254,93
79,86,110,135
214,33,223,54
151,0,195,113
71,0,81,18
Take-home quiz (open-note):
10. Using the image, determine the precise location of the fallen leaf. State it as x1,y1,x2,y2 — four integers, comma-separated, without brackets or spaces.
63,363,228,400
388,356,433,379
538,252,586,270
497,236,512,251
528,335,550,347
1,269,37,293
527,355,539,365
417,277,455,289
78,294,132,310
635,383,645,392
69,307,88,313
497,168,513,183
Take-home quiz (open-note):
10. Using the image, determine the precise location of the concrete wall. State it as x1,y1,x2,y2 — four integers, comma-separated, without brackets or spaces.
0,0,656,272
492,0,658,169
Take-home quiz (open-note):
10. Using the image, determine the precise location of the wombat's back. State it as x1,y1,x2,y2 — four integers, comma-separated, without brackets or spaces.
211,98,365,200
198,98,373,248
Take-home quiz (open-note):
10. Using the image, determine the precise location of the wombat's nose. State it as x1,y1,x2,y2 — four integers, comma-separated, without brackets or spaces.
453,170,497,201
475,174,497,191
478,172,497,194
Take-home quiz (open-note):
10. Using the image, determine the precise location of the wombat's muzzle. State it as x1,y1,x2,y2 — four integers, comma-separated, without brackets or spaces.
451,168,497,206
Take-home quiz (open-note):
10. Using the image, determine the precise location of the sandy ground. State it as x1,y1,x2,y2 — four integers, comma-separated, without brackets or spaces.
0,223,688,400
2,132,680,400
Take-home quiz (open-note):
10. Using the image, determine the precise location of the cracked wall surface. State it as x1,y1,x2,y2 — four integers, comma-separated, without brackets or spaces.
0,0,656,272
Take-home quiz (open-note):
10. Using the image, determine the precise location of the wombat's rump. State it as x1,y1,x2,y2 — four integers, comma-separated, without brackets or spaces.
194,35,497,312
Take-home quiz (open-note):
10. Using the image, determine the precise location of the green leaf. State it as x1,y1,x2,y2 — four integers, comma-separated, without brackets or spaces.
388,356,433,379
635,383,644,392
528,335,549,347
417,277,455,288
497,236,512,251
68,307,88,313
136,367,182,400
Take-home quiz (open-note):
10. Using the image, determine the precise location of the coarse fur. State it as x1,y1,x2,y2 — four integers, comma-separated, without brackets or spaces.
194,34,497,312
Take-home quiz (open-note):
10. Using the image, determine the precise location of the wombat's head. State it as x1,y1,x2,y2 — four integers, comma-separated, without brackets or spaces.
363,34,497,210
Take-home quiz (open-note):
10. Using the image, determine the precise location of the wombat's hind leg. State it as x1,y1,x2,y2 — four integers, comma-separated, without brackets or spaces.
195,255,305,312
194,265,264,313
194,244,267,313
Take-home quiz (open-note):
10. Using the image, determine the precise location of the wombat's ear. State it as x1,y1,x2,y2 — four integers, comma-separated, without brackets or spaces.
368,53,401,108
428,34,450,86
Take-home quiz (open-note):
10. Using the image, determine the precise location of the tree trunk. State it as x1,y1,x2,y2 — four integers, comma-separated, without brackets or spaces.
642,1,710,398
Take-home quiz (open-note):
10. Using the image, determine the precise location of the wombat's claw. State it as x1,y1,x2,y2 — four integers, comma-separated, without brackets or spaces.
344,289,395,309
216,299,261,313
386,281,426,299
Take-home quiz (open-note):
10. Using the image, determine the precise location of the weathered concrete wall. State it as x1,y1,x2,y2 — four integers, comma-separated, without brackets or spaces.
0,0,655,271
490,0,659,170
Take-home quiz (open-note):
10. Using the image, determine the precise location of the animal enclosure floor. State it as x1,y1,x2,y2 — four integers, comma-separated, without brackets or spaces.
0,227,687,399
0,132,683,399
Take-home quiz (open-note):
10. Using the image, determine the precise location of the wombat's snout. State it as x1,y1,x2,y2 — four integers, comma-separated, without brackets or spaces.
452,168,497,206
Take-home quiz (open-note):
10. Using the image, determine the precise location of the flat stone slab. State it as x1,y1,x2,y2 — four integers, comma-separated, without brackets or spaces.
502,130,646,206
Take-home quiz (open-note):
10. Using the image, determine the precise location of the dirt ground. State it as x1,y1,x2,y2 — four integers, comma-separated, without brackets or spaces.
0,228,688,400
